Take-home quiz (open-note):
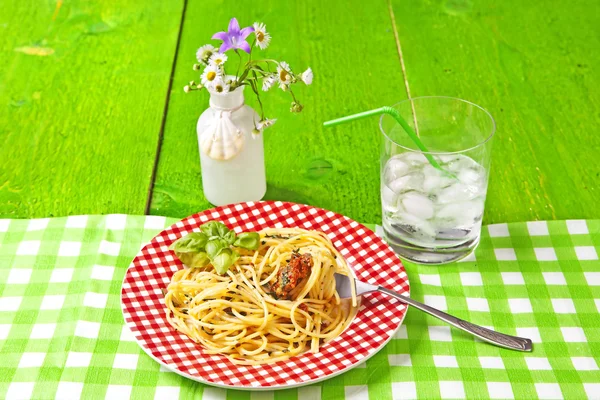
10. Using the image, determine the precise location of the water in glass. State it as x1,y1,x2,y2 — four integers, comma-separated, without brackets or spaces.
382,152,487,258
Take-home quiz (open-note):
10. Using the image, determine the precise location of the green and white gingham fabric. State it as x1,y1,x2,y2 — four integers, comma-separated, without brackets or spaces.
0,216,599,400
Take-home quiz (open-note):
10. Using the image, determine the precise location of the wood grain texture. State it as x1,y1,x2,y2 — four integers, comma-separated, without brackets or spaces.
149,0,407,224
0,0,183,217
390,0,600,223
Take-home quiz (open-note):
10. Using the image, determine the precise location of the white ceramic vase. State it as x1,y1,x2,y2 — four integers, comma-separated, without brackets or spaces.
197,84,266,206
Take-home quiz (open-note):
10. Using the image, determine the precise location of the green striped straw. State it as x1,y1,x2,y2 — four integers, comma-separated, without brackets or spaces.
323,106,451,176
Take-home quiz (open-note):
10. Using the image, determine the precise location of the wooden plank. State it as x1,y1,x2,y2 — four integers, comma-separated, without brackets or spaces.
0,0,184,218
389,0,600,223
149,0,407,224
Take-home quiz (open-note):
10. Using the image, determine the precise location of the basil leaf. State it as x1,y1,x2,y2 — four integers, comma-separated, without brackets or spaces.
216,223,231,238
200,221,221,238
175,251,210,268
223,230,237,245
169,232,208,253
211,248,240,275
189,251,211,268
205,238,229,259
233,232,260,250
174,251,193,266
171,222,256,274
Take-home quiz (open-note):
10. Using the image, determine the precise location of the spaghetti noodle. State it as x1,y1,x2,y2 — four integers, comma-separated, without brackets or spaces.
165,228,357,365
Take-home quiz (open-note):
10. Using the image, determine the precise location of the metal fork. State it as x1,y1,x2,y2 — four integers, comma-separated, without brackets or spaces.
334,273,533,352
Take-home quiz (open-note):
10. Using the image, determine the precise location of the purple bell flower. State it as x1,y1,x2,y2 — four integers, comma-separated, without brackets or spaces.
212,18,254,54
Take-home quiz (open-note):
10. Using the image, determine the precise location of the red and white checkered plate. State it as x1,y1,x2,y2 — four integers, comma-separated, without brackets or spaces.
121,201,410,390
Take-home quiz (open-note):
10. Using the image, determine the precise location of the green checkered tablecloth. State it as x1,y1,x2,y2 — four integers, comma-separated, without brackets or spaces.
0,216,599,400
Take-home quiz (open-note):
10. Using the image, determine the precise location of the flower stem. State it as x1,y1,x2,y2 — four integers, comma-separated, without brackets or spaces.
250,71,265,120
246,59,280,65
235,50,243,79
249,67,269,76
248,39,255,62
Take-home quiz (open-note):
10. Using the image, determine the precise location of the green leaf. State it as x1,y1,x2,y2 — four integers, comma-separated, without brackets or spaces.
169,232,211,268
169,232,208,253
200,221,221,238
223,230,237,245
189,251,211,268
171,221,257,274
233,232,260,250
211,248,240,275
200,221,235,242
176,251,210,268
205,238,229,259
216,222,231,238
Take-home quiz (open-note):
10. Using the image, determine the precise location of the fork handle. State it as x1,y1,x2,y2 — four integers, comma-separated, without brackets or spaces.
377,287,533,352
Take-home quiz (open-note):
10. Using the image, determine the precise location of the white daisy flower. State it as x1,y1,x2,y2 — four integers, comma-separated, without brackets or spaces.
277,62,293,90
208,52,228,67
211,78,230,94
257,118,277,130
201,65,221,87
262,75,276,91
300,67,313,85
253,22,271,50
196,44,216,64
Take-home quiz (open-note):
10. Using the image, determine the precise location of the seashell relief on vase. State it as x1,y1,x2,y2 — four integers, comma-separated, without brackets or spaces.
197,84,266,206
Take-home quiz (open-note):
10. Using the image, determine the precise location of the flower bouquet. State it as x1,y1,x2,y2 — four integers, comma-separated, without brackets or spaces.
184,18,313,206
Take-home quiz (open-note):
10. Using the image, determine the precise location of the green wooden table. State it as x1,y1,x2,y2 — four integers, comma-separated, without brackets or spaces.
1,0,599,223
1,2,600,399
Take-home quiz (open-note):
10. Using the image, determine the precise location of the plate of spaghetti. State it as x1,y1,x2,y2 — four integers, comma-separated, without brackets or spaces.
121,201,409,389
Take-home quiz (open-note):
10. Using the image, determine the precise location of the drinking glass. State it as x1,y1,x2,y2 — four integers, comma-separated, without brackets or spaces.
380,97,495,264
